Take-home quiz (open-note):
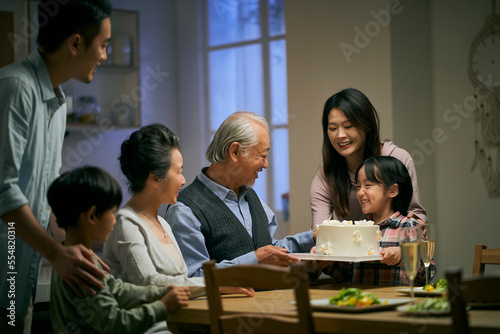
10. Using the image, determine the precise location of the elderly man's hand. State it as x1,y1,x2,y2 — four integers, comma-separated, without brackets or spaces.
254,245,300,267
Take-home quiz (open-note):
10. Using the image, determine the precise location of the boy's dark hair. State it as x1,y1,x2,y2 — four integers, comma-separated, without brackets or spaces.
47,166,122,229
37,0,112,54
355,156,413,216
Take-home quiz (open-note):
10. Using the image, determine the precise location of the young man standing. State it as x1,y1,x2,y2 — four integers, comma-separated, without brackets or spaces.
0,1,112,332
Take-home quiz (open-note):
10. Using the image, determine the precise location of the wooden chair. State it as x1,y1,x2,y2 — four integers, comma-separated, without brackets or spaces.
203,261,315,334
445,267,500,334
472,244,500,276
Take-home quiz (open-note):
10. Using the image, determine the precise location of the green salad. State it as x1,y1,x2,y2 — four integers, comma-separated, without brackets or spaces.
406,297,450,312
328,288,385,307
423,278,447,292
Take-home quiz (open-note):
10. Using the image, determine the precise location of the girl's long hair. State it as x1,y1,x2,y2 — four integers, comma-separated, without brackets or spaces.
321,88,381,217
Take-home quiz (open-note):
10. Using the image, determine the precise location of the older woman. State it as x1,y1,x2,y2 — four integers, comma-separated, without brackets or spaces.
104,124,253,297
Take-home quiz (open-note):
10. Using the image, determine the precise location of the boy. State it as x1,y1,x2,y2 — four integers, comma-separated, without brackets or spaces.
47,166,190,333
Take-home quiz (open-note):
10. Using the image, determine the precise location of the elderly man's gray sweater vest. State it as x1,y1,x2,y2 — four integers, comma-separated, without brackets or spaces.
177,177,272,263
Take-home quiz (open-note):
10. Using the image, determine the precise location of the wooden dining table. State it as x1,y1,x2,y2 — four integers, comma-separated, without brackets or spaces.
167,284,500,334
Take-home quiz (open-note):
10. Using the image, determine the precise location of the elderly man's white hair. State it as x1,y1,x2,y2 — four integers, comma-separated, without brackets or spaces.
206,111,269,163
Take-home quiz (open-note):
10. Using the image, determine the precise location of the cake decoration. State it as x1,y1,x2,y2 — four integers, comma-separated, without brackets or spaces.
368,246,375,255
320,243,331,255
357,219,375,226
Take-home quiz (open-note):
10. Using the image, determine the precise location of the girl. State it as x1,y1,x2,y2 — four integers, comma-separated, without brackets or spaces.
324,156,435,286
310,88,427,228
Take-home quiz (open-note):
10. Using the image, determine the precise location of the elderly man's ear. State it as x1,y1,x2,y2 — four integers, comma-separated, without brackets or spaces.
228,142,241,161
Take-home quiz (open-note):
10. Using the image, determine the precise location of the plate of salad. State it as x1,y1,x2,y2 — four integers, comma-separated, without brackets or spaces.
397,297,451,315
309,288,410,313
396,279,447,296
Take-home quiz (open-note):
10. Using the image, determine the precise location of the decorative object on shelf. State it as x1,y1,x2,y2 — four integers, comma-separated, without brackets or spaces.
111,99,135,126
468,0,500,196
64,89,75,123
75,96,101,124
106,43,113,66
110,32,132,67
281,192,289,221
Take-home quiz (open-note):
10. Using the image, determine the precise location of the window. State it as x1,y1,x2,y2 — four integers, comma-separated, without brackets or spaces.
203,0,288,213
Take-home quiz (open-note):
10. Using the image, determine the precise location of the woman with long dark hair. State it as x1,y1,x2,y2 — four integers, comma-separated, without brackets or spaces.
310,88,427,228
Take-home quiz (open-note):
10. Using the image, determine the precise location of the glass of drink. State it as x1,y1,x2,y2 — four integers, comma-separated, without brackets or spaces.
419,224,435,286
399,226,422,303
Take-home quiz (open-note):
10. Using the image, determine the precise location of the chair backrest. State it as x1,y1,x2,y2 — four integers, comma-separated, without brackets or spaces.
203,261,315,334
472,244,500,276
446,267,500,334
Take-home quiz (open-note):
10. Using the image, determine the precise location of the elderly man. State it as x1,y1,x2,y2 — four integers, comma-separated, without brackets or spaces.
166,111,316,277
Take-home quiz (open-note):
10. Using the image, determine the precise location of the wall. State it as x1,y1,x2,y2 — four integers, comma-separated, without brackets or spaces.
390,0,435,225
174,0,207,189
286,0,500,278
430,0,500,277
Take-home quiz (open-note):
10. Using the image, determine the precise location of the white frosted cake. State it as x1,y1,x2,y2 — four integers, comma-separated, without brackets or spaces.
316,219,381,256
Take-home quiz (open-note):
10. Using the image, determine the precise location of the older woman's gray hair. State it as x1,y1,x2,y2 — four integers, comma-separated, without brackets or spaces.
206,111,269,163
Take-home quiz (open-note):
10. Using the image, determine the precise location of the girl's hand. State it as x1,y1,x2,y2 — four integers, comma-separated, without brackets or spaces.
407,212,426,227
380,247,402,266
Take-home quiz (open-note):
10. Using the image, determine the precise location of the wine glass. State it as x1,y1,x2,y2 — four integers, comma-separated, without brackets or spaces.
419,224,436,286
399,226,422,303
